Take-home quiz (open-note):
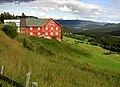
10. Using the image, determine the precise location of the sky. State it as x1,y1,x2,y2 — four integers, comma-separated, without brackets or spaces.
0,0,120,23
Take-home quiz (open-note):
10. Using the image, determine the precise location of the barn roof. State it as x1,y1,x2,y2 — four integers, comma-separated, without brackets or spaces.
20,18,48,27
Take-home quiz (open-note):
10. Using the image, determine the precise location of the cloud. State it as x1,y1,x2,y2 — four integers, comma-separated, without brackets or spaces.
59,5,72,12
8,0,102,16
0,0,120,23
0,0,35,3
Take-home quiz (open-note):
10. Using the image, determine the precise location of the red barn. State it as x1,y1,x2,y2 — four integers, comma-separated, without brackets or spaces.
20,18,62,40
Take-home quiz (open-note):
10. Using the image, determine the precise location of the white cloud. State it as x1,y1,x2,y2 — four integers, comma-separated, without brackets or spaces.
0,0,120,23
6,0,101,16
59,5,72,12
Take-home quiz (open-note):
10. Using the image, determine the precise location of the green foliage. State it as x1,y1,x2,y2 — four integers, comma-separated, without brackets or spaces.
61,28,64,39
0,12,17,23
107,30,120,36
21,13,26,18
76,30,120,52
2,25,18,39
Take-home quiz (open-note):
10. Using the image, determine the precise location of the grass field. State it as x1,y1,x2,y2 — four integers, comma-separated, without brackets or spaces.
0,29,120,87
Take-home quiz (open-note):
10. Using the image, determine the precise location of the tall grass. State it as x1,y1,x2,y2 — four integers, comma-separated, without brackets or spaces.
0,29,120,87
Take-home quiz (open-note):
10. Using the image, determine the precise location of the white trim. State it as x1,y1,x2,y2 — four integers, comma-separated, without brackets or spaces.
38,27,40,30
50,32,53,35
38,32,40,35
45,32,48,35
30,27,33,30
56,27,58,30
30,32,33,35
56,32,58,35
46,27,48,30
51,27,53,30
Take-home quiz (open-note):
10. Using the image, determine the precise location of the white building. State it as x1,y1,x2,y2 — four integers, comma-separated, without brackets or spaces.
4,19,20,33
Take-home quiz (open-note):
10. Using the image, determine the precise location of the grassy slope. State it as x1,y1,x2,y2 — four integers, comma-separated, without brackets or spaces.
0,29,120,87
63,36,120,72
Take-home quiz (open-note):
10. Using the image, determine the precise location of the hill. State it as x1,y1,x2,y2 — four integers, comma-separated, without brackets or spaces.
56,20,120,33
56,20,105,33
0,28,120,87
90,23,120,32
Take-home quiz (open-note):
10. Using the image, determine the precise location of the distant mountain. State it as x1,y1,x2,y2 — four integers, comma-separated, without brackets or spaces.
56,20,106,26
90,23,120,32
56,20,105,30
56,20,120,33
56,20,106,33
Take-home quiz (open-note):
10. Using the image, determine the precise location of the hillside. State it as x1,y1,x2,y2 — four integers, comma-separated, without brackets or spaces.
57,20,120,33
106,30,120,36
90,23,120,32
56,20,105,33
0,29,120,87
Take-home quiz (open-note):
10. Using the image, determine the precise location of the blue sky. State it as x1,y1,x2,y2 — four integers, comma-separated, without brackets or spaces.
0,0,120,23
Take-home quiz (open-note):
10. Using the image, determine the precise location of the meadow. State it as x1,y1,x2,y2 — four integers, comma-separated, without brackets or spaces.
0,28,120,87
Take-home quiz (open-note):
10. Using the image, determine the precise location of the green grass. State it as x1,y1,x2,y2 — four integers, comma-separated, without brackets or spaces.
0,29,120,87
64,36,120,72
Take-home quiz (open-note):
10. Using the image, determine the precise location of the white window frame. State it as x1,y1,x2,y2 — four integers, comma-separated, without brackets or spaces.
30,27,33,30
45,32,48,35
56,27,58,30
51,27,53,30
46,27,48,30
30,32,33,35
38,27,40,30
50,32,53,35
56,32,58,35
38,32,40,35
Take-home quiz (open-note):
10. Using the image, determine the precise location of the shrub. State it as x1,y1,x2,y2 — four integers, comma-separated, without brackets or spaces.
2,25,18,39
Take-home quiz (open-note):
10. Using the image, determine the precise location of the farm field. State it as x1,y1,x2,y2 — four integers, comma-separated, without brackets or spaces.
0,29,120,87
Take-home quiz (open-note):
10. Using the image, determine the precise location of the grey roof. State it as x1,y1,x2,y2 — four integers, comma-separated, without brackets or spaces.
20,18,48,27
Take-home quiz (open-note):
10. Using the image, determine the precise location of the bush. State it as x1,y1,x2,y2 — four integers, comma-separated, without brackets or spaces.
2,25,18,39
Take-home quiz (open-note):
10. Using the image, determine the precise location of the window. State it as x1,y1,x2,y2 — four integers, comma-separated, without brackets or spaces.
30,32,33,35
56,32,58,35
38,32,40,35
30,27,32,30
50,32,53,35
38,27,40,30
45,32,48,35
50,22,53,25
46,27,48,30
51,27,53,30
56,27,58,30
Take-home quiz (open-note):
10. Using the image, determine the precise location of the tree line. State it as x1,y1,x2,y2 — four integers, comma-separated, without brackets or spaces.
0,12,26,23
67,30,120,52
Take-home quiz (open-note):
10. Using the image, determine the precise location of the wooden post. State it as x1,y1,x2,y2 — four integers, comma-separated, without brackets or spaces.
26,71,31,87
32,82,38,87
0,65,4,75
0,64,4,87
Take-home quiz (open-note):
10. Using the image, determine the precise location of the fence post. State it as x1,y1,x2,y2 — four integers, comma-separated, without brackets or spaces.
0,64,4,87
32,82,38,87
0,65,4,75
26,71,31,87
